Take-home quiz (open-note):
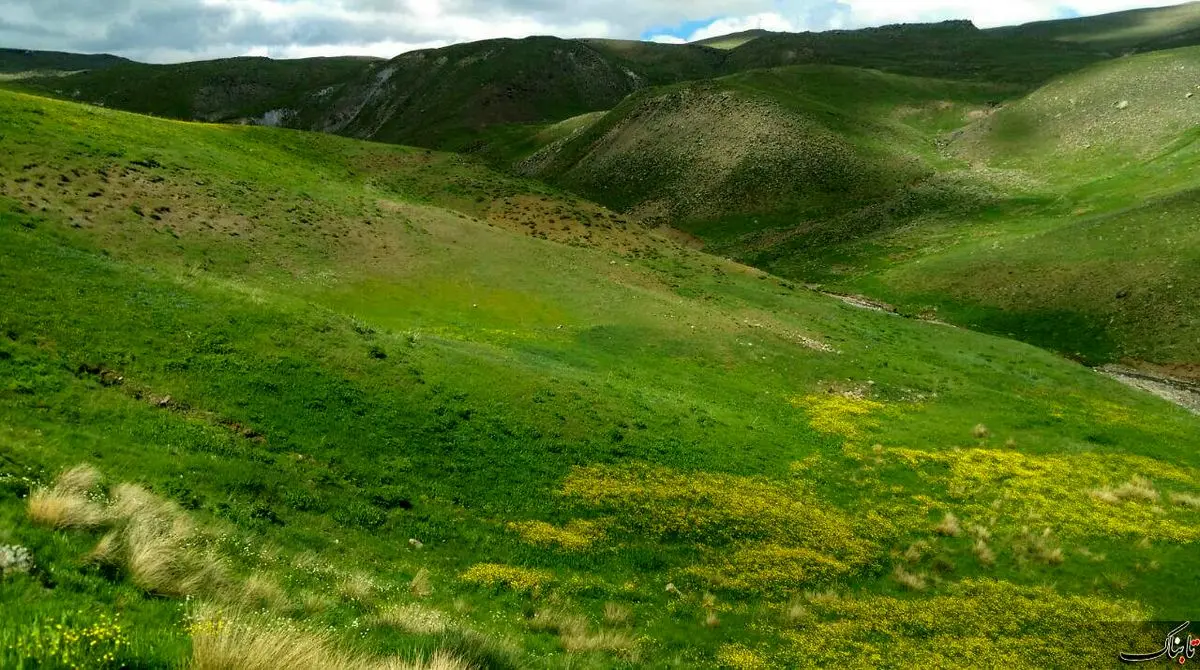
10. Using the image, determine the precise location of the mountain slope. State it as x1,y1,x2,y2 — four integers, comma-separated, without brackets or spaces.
15,55,378,123
4,90,1200,666
12,37,724,157
993,1,1200,51
0,47,129,75
16,4,1200,160
721,20,1107,86
692,29,772,50
773,45,1200,370
526,65,1013,246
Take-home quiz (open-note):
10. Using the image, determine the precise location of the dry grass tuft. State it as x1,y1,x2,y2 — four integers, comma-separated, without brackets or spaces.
299,591,337,615
603,602,632,626
56,464,103,493
1093,476,1159,504
240,573,289,611
892,566,927,591
1169,492,1200,508
104,483,227,596
805,590,840,605
410,568,433,598
27,465,108,530
338,571,378,604
31,468,229,598
372,603,450,635
1013,527,1065,566
189,606,472,670
934,513,960,537
973,539,995,567
528,607,588,637
528,607,637,658
703,611,720,628
562,627,638,657
973,424,990,439
967,524,991,542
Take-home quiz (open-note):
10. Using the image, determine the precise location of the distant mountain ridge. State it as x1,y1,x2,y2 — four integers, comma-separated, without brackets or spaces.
6,2,1200,156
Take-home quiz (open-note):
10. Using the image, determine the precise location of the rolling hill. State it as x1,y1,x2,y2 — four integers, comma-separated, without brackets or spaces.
0,48,129,76
814,44,1200,371
4,87,1200,667
9,37,725,159
11,2,1200,164
525,65,1013,260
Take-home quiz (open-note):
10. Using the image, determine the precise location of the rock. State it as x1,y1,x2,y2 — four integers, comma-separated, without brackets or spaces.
1116,289,1129,299
0,545,33,577
1116,100,1130,110
408,538,424,550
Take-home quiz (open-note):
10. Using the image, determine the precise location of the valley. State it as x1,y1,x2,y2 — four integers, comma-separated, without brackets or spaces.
3,3,1200,668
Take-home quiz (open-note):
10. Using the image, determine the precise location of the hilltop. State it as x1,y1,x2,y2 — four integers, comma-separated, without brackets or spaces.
525,65,1011,244
4,87,1200,667
10,3,1200,162
0,48,129,76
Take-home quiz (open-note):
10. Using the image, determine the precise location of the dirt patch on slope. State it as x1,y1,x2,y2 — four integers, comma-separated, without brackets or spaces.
1100,364,1200,414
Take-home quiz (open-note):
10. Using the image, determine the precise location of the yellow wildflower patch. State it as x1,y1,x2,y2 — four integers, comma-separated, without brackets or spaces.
687,543,855,594
716,643,770,670
460,563,554,593
506,519,606,551
561,463,866,551
888,448,1200,541
561,462,882,592
791,394,884,440
778,579,1146,669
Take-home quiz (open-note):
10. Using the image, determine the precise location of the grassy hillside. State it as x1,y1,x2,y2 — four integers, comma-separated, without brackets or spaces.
994,1,1200,51
750,45,1200,372
18,4,1200,162
527,65,1013,250
721,21,1107,86
4,90,1200,667
12,37,723,159
693,30,772,50
14,56,377,123
0,48,129,76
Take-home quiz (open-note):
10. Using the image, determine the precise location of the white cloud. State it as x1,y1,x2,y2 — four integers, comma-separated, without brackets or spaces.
686,12,799,41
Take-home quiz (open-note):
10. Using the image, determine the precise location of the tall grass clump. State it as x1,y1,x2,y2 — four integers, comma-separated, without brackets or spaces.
90,483,228,596
188,605,472,670
27,464,108,530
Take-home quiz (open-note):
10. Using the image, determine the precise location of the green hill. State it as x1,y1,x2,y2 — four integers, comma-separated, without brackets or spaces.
720,20,1106,86
993,1,1200,51
11,37,723,160
692,30,772,50
4,88,1200,667
14,56,378,123
0,48,129,76
19,4,1200,162
751,45,1200,371
526,65,1014,251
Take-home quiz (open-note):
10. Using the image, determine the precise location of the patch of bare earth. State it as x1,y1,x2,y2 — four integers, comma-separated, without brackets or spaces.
1100,364,1200,414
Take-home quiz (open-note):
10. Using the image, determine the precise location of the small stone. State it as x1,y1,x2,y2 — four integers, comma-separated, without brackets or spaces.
0,545,33,577
1116,100,1130,110
408,538,424,550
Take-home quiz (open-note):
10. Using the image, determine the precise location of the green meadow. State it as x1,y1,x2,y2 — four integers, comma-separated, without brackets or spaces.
2,75,1200,668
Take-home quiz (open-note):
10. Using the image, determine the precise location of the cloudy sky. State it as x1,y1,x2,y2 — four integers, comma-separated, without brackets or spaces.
0,0,1193,63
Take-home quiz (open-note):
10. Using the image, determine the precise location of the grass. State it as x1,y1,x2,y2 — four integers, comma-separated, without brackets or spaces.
2,84,1200,667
